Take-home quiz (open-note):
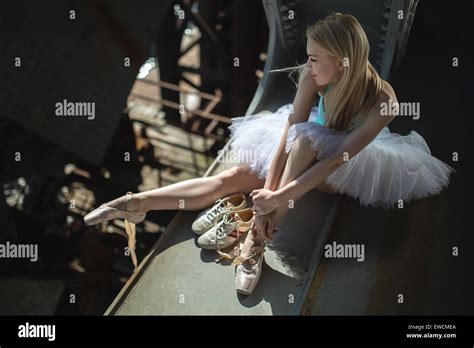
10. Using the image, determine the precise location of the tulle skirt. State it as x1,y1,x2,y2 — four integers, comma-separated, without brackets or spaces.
228,103,455,209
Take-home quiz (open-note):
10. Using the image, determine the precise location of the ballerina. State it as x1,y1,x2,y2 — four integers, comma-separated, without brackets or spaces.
84,12,455,295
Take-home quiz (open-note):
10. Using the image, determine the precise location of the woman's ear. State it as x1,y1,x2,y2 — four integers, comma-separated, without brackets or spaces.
337,59,344,72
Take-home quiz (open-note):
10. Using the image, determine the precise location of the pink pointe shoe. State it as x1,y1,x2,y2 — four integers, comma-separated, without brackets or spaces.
83,191,146,226
232,231,266,295
83,192,146,270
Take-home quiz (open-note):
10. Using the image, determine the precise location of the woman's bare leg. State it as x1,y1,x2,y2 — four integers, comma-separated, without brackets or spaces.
104,165,265,213
272,135,335,225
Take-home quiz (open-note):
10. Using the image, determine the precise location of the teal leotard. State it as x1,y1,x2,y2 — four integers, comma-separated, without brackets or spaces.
312,83,360,132
313,83,333,126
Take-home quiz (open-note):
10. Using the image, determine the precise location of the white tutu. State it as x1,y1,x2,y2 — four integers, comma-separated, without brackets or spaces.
228,103,455,209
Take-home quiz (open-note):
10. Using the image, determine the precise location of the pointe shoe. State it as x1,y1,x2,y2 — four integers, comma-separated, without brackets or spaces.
233,231,266,296
192,193,247,235
83,191,146,226
197,208,253,250
84,192,145,270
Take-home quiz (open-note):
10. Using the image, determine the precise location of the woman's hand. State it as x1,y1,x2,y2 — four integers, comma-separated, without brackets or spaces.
249,188,280,216
251,210,277,241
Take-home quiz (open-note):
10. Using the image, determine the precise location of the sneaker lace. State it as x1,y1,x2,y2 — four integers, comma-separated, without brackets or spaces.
213,211,235,241
203,200,226,227
212,212,244,262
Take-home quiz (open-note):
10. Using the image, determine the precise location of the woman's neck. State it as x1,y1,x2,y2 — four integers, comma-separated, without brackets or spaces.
318,82,333,97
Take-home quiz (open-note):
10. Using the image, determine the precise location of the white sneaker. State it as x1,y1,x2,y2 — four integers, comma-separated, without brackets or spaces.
192,193,247,235
197,208,253,250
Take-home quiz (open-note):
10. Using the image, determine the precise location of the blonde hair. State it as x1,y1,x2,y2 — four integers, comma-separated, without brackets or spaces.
271,12,383,131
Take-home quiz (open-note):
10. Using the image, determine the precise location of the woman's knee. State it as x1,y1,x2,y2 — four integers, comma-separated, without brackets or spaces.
286,135,318,173
290,134,318,160
215,165,249,191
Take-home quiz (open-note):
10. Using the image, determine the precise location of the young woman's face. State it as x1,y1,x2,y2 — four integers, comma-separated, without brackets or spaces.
306,37,342,87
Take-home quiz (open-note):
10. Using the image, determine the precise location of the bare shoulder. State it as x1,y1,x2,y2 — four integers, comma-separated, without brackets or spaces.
379,80,398,103
370,80,398,115
366,79,398,126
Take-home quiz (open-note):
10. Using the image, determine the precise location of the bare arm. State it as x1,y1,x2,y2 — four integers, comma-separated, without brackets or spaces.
274,91,398,203
264,67,321,190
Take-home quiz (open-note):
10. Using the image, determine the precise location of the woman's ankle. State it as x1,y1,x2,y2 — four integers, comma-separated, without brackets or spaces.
133,194,148,213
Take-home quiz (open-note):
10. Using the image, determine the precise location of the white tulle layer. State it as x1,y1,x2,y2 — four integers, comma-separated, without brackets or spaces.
228,103,455,208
